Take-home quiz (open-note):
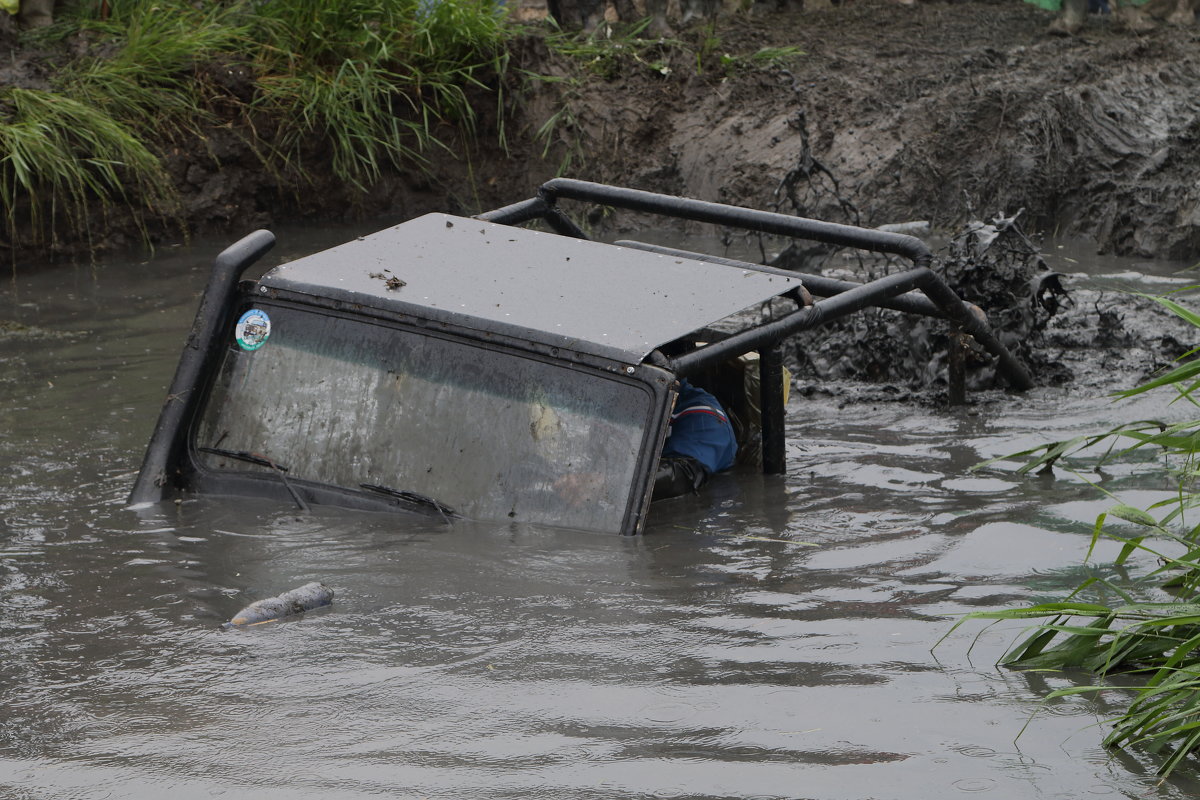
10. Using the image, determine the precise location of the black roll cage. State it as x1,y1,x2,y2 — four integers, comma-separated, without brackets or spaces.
478,178,1032,391
477,178,1035,476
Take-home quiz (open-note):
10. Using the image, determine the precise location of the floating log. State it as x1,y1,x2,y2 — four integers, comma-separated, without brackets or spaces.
222,582,333,629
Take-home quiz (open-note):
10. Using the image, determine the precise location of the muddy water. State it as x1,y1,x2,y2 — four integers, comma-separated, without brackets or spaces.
3,228,1200,799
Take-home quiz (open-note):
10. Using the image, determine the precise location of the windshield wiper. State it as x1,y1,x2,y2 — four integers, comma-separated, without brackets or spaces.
199,446,310,512
359,483,455,523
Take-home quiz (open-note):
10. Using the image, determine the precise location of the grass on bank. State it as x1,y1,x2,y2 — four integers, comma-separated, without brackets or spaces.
0,86,174,252
543,16,802,80
54,1,250,136
250,0,511,188
2,1,806,254
1,0,512,251
950,291,1200,776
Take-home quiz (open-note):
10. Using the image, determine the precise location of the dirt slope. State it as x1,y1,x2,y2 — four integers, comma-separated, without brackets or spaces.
4,2,1199,262
523,1,1200,259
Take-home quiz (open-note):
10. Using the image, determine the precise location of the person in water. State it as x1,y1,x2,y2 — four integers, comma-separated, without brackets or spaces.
652,378,737,501
552,376,737,506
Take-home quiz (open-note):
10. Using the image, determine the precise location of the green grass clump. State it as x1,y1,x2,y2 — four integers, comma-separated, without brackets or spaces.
953,290,1200,775
543,18,680,79
54,1,250,136
0,0,792,255
0,87,174,251
541,18,804,80
251,0,511,189
1,0,234,250
2,0,513,254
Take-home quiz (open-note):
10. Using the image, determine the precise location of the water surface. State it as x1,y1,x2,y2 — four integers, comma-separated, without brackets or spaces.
3,228,1200,799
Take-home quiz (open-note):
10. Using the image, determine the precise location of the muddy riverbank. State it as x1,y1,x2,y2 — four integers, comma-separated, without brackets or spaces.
527,0,1200,260
4,1,1200,264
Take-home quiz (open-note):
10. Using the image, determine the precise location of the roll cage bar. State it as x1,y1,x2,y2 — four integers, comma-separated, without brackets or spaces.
477,178,1033,392
477,178,1034,476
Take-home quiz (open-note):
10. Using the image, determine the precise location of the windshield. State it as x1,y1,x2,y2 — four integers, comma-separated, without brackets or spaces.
195,303,652,533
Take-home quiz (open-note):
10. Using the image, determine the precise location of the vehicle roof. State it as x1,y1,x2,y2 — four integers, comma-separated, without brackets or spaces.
259,213,802,365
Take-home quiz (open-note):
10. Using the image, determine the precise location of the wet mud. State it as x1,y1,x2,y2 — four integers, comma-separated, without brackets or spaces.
772,210,1200,400
516,2,1200,262
5,2,1200,266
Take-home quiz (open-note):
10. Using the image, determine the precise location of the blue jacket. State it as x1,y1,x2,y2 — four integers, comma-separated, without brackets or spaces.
661,380,737,474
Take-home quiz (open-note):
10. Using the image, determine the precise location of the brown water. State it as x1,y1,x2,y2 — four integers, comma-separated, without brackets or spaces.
3,227,1200,799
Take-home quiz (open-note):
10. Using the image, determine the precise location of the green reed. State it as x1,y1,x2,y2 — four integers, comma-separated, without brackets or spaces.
250,0,511,189
3,0,511,252
949,291,1200,775
0,87,174,252
55,0,249,136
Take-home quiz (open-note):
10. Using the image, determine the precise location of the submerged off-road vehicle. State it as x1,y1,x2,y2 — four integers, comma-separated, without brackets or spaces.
130,180,1032,535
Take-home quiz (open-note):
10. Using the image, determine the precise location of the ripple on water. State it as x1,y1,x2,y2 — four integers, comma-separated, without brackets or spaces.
952,777,998,792
939,477,1018,493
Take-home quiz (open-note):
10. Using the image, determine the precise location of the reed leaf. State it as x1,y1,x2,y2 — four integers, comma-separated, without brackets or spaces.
250,0,510,188
966,304,1200,774
55,0,249,136
0,87,174,249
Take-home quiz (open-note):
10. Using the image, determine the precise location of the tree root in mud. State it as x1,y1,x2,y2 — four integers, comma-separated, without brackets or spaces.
778,211,1082,395
777,210,1200,399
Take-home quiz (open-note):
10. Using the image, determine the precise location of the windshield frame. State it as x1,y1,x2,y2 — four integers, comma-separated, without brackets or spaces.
182,292,674,535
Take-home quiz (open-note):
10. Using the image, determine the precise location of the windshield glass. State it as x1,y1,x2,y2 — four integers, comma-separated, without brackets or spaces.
195,303,651,533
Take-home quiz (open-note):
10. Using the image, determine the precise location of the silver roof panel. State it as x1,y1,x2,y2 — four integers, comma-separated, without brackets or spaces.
260,213,801,364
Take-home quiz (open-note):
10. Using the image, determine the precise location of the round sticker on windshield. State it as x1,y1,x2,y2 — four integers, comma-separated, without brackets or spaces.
235,309,271,351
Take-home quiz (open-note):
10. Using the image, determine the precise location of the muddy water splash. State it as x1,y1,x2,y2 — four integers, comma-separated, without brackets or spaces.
3,230,1200,798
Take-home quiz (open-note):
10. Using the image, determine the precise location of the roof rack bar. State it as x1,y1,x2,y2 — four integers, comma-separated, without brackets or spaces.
671,268,928,375
614,240,944,319
129,229,277,504
671,267,1035,391
475,196,548,225
760,344,787,475
475,194,590,238
540,203,590,239
917,270,1034,391
482,180,1033,391
540,178,932,266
